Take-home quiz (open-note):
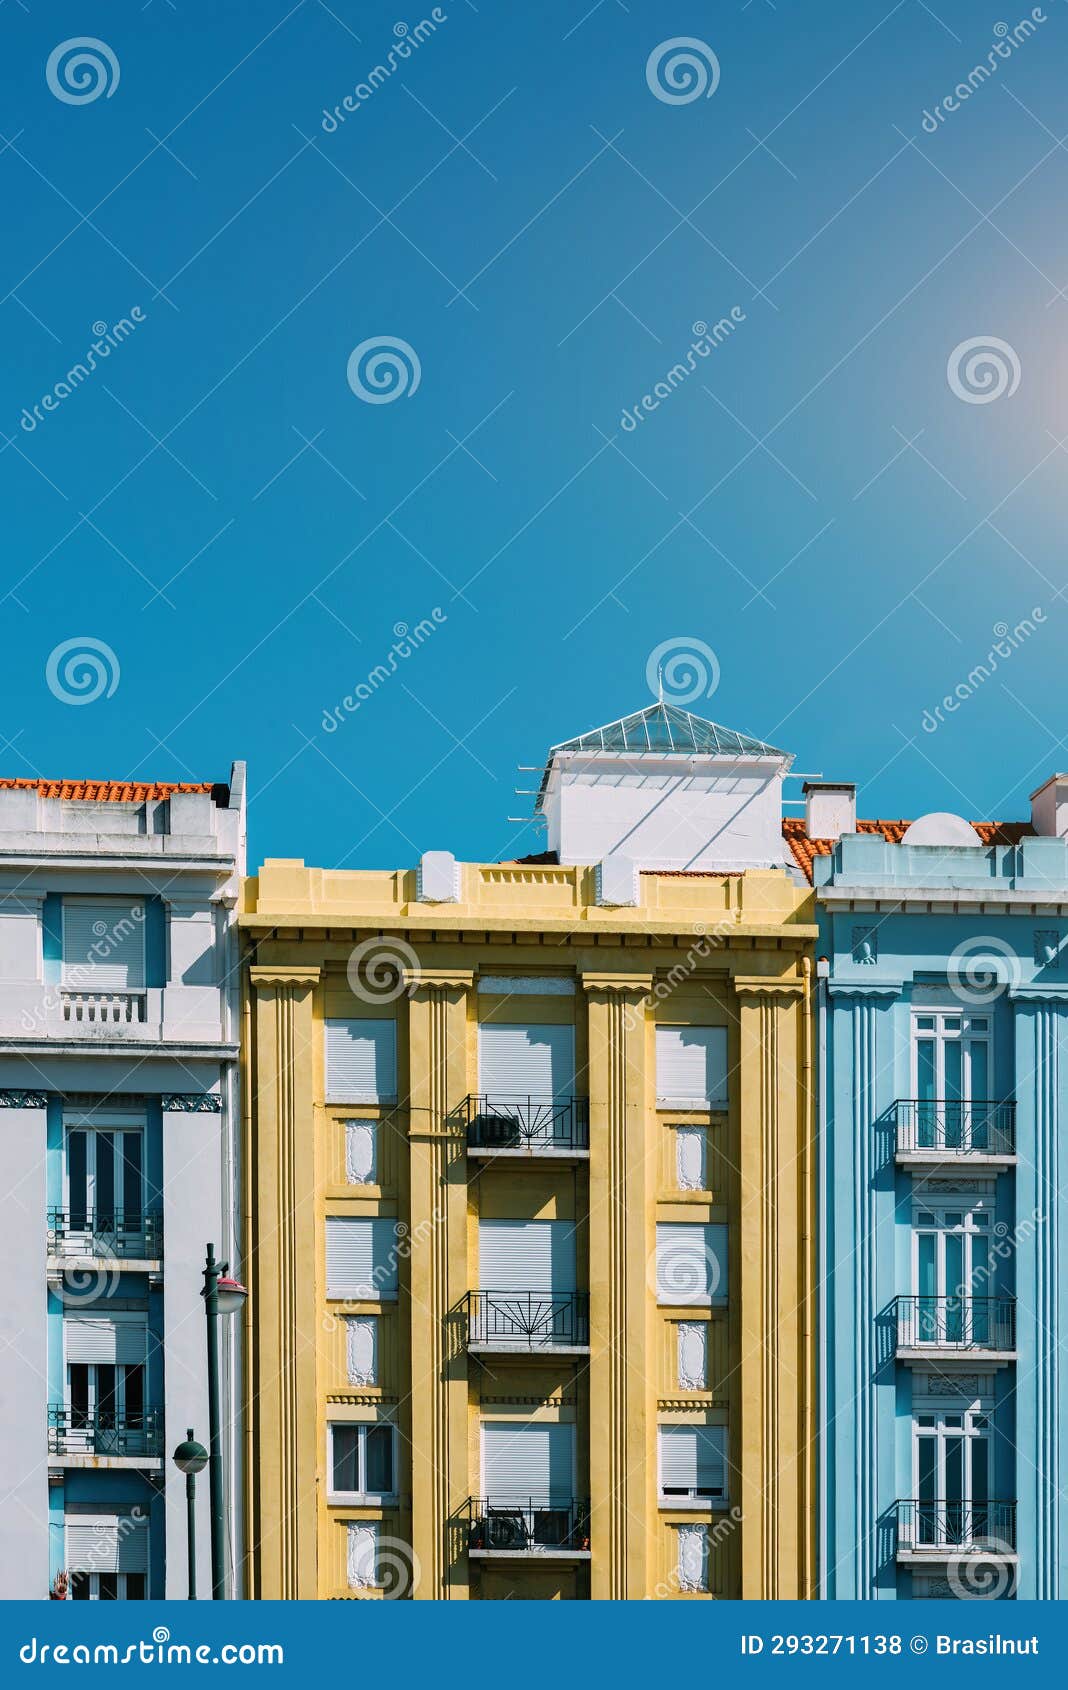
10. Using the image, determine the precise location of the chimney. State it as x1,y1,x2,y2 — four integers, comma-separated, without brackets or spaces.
804,781,856,842
1029,774,1068,838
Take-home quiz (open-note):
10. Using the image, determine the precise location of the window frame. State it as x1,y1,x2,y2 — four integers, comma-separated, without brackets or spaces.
327,1421,398,1505
657,1423,729,1509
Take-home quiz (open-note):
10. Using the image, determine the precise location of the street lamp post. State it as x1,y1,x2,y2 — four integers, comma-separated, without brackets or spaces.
172,1430,208,1600
202,1243,247,1600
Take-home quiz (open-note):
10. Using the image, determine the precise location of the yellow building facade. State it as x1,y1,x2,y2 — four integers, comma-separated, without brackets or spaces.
242,847,818,1600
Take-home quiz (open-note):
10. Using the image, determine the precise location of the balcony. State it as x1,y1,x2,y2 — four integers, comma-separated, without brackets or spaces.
896,1498,1017,1562
465,1497,591,1559
47,1209,162,1270
894,1100,1016,1169
464,1291,590,1355
48,1406,164,1466
461,1096,589,1159
893,1296,1016,1366
61,990,147,1027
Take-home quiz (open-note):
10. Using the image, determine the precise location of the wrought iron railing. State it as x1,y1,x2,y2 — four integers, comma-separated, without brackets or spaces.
48,1405,164,1459
465,1496,591,1553
894,1100,1015,1157
465,1290,590,1349
47,1208,162,1259
896,1498,1017,1552
894,1295,1016,1351
462,1096,589,1153
61,990,147,1026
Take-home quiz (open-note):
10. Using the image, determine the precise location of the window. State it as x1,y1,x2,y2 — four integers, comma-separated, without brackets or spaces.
912,1011,992,1147
325,1020,397,1104
346,1316,378,1386
674,1125,707,1191
656,1223,727,1304
65,1317,148,1451
478,1022,575,1098
325,1217,400,1300
656,1026,728,1107
659,1425,727,1505
478,1219,576,1291
912,1201,994,1343
345,1120,377,1185
65,1120,144,1236
66,1512,148,1600
62,899,145,991
675,1523,710,1593
677,1322,708,1391
329,1423,396,1501
481,1420,575,1502
913,1407,992,1546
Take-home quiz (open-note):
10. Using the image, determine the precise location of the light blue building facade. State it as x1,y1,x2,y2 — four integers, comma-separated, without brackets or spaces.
815,784,1068,1601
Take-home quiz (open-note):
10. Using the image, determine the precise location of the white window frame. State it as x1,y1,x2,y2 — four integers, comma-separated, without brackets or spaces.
657,1423,728,1508
912,1402,993,1526
327,1421,398,1504
910,1009,993,1102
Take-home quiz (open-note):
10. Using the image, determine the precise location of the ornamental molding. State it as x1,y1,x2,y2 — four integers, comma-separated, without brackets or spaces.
249,965,321,988
580,972,655,995
326,1392,397,1407
1008,983,1068,1002
407,968,475,992
657,1396,727,1411
731,976,805,998
161,1093,223,1113
0,1088,48,1109
826,981,903,999
478,1394,577,1408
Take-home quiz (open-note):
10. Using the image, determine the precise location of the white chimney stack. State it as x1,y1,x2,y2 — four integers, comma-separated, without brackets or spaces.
804,781,856,842
1029,774,1068,838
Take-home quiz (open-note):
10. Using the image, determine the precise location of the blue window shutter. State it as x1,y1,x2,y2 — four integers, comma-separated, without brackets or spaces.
42,894,62,985
144,896,166,988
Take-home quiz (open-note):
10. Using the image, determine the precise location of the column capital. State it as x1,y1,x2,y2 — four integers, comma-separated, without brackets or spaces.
249,965,321,988
407,967,475,992
580,970,654,996
732,975,806,998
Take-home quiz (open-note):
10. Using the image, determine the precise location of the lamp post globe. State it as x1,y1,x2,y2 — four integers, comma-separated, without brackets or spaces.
172,1428,208,1600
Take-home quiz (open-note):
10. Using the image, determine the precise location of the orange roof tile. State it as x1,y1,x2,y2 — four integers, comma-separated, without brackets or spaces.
0,778,223,803
782,816,1032,883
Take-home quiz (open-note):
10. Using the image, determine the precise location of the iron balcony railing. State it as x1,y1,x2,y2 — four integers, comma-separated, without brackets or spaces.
896,1498,1017,1553
48,1405,164,1459
894,1295,1016,1352
462,1096,590,1153
465,1496,591,1554
47,1208,163,1260
894,1099,1015,1157
465,1290,590,1350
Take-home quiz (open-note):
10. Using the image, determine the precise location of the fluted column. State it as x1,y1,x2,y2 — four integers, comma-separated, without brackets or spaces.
582,971,653,1600
247,965,320,1599
406,969,473,1599
733,976,811,1599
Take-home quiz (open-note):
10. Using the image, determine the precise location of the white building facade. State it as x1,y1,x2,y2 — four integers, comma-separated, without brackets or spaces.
0,771,245,1600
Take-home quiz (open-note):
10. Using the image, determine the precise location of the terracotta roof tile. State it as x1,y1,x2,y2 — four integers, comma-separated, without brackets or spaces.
0,778,224,804
782,816,1032,883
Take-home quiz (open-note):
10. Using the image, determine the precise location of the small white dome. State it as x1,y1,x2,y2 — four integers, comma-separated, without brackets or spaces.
902,811,983,847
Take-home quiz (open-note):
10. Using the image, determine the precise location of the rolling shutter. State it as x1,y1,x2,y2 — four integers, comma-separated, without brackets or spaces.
656,1223,728,1303
482,1421,574,1500
655,1026,728,1104
326,1217,399,1299
325,1020,397,1104
659,1426,727,1497
62,901,145,990
66,1514,149,1574
478,1219,575,1291
478,1024,575,1097
65,1316,146,1365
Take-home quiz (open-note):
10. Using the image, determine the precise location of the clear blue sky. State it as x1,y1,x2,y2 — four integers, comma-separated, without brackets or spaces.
3,1,1068,870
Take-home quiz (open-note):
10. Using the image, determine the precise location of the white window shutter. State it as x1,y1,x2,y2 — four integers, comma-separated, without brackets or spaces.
62,902,145,990
64,1315,146,1365
478,1023,575,1097
325,1020,397,1104
655,1026,727,1105
66,1514,149,1575
677,1322,708,1390
675,1126,706,1190
346,1316,378,1385
326,1217,399,1299
347,1521,378,1589
482,1421,574,1500
478,1219,575,1291
659,1426,726,1497
656,1223,727,1303
676,1523,709,1592
345,1121,377,1185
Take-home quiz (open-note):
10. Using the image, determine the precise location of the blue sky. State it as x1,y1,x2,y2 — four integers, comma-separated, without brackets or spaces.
3,1,1068,870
